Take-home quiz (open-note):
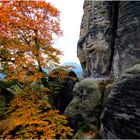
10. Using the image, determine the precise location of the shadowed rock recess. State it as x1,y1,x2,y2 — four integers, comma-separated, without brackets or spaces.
65,1,140,138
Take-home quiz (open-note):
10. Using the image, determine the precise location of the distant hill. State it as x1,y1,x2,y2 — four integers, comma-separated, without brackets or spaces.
62,62,83,77
0,63,83,79
42,62,83,78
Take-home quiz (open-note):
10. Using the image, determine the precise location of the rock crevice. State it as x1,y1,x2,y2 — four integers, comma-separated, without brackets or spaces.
108,2,119,72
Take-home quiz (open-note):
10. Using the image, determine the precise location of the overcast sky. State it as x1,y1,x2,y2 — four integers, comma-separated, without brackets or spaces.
47,0,84,64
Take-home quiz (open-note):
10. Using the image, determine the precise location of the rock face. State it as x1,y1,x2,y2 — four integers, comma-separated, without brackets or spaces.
101,64,140,138
65,78,101,124
113,2,140,77
55,71,78,114
64,78,102,137
78,1,117,78
64,78,112,137
78,1,140,78
72,1,140,139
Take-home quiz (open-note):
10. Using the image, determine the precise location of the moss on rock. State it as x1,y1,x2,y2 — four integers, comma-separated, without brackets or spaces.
65,78,101,123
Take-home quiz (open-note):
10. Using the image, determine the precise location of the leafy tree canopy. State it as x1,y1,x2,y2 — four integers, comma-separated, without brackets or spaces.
0,1,73,139
0,0,63,84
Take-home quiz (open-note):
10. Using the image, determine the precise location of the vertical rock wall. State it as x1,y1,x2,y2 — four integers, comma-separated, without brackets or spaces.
76,1,140,139
113,2,140,77
77,1,114,78
78,1,140,78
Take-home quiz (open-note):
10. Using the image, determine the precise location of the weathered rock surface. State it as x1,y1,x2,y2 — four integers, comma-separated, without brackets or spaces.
101,64,140,139
77,1,118,78
65,78,101,125
113,2,140,77
78,1,140,78
75,0,140,139
64,78,112,138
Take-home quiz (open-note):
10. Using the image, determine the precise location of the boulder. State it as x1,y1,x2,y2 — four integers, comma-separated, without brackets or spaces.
101,64,140,139
65,78,102,129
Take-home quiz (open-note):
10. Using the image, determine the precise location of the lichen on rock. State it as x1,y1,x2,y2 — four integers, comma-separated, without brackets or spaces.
75,0,140,139
65,78,101,123
101,64,140,139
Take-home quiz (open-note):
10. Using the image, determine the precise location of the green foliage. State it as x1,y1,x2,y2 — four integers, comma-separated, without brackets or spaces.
0,80,17,89
48,81,64,105
0,80,16,119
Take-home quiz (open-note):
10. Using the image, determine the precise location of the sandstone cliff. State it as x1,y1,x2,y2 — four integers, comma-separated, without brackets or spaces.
77,1,140,78
65,1,140,139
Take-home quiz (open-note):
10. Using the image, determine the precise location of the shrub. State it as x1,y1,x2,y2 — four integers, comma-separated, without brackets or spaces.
1,84,73,139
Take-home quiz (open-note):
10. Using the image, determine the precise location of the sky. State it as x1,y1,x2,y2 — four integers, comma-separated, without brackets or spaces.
46,0,84,64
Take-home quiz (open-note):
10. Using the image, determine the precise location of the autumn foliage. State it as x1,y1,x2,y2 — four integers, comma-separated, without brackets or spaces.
0,0,62,83
1,84,73,139
0,0,73,139
48,65,75,81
